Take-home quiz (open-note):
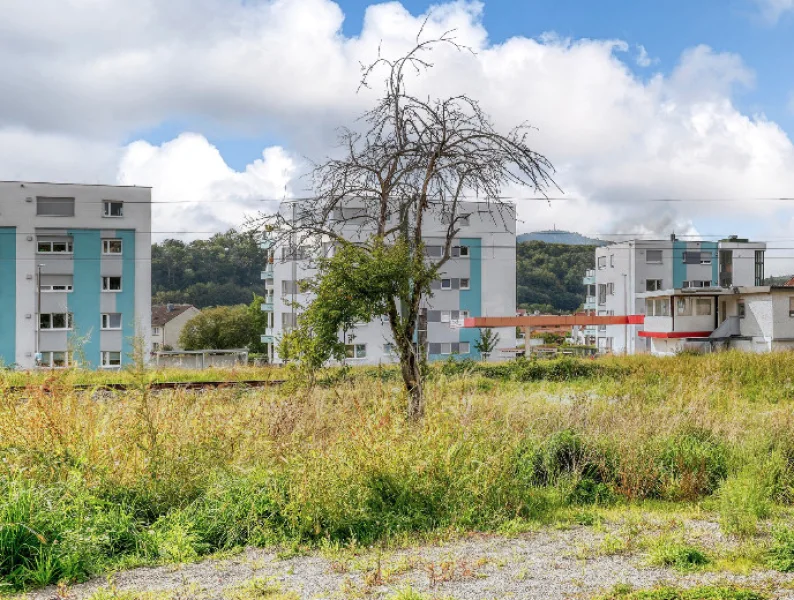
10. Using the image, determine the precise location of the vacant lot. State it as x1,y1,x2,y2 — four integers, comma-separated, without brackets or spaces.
3,353,794,596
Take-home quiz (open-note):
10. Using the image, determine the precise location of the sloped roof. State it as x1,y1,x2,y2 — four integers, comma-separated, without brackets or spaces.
785,277,794,287
152,304,198,327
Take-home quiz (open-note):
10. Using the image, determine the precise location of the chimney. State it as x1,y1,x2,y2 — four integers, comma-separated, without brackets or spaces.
670,233,676,242
166,303,174,313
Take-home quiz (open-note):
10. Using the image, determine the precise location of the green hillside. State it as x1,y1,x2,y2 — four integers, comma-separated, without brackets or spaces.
516,241,595,314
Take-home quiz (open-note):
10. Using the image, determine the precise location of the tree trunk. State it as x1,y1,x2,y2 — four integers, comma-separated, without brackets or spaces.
401,349,424,420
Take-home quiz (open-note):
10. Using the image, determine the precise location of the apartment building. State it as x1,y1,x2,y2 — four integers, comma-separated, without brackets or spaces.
640,285,794,355
592,235,765,354
0,182,152,369
261,200,517,364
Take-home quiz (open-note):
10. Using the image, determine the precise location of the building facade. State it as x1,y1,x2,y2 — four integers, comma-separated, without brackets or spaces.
640,286,794,355
592,235,765,354
261,200,517,365
151,304,201,351
0,182,151,369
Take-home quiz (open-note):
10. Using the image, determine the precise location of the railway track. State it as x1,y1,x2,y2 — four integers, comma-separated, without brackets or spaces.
5,379,286,393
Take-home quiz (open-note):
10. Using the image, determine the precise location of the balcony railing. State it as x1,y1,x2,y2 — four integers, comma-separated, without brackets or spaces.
261,268,274,280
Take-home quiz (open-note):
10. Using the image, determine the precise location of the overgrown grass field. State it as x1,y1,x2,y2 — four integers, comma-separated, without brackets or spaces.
3,352,794,591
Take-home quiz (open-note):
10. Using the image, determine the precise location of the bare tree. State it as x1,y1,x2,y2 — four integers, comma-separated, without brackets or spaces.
259,31,557,419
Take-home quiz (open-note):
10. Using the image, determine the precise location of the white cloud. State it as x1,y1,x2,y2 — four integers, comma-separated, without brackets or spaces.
117,134,297,241
2,0,794,271
636,45,655,68
754,0,794,21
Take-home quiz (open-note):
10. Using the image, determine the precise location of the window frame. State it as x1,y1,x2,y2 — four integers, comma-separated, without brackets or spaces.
597,256,607,270
36,197,75,217
460,278,471,290
38,351,73,369
646,250,663,264
344,344,367,359
645,279,663,292
101,276,122,292
440,278,452,290
459,245,470,257
39,312,74,331
100,351,122,368
152,326,161,336
37,239,74,254
441,342,452,355
789,297,794,318
103,201,124,218
101,313,122,330
459,342,471,354
102,239,123,255
41,284,73,293
737,301,746,319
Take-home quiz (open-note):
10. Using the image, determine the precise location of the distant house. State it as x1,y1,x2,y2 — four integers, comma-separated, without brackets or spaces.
151,304,201,352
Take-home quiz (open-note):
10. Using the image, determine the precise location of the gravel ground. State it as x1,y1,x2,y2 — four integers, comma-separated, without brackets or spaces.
24,522,794,600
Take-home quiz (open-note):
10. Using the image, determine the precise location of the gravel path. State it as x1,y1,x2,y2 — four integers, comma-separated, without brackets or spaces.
25,522,794,600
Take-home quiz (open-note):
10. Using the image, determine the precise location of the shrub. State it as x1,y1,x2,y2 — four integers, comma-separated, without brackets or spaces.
647,539,709,572
767,527,794,572
718,471,772,537
656,428,728,501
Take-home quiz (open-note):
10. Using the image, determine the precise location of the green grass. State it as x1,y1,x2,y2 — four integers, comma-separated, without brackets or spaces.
646,539,710,572
596,585,767,599
3,352,794,591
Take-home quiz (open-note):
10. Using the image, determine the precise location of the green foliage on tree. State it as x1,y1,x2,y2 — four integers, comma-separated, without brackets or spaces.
179,305,254,350
517,241,596,314
152,230,267,308
475,328,500,357
278,240,435,372
248,294,270,354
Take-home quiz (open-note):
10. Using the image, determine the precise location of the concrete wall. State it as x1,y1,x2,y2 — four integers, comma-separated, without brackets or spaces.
0,182,151,368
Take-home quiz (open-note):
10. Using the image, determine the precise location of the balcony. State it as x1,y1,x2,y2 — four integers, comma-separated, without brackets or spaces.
260,294,275,311
260,327,275,344
261,267,274,280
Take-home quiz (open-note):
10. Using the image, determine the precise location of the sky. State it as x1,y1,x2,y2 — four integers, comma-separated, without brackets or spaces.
2,0,794,272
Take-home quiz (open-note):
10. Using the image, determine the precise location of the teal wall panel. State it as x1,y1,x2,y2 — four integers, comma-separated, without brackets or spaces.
68,230,101,368
0,228,16,366
459,238,482,359
672,240,687,289
118,230,136,366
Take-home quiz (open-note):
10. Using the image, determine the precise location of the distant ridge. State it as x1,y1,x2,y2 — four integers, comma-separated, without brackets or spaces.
517,230,607,246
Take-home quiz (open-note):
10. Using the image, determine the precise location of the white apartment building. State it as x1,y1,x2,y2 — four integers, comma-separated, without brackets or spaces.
640,285,794,355
592,235,765,354
260,200,517,364
0,182,152,369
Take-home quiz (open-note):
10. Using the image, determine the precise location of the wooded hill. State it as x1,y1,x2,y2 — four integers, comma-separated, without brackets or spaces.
152,232,596,314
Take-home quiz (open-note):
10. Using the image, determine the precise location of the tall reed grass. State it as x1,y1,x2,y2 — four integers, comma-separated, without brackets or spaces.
2,352,794,590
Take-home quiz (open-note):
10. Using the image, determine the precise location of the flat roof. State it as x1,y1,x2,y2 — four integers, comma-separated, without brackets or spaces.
0,180,151,189
639,286,792,299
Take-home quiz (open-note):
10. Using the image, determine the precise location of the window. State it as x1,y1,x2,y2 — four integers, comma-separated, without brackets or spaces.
102,276,122,291
610,254,614,268
683,280,711,289
281,280,298,296
737,301,746,319
460,310,470,319
345,344,367,359
102,239,123,254
101,351,122,368
607,282,615,296
460,278,471,290
440,311,451,323
38,351,72,368
41,284,73,292
598,284,607,305
460,342,471,354
695,299,712,316
103,201,124,217
152,327,161,335
441,278,452,290
37,197,75,217
646,279,663,292
755,251,764,286
39,313,73,330
37,239,73,254
676,298,692,317
281,312,297,330
383,343,396,355
459,246,470,257
646,250,663,264
685,251,712,265
646,298,671,318
700,252,712,265
597,256,607,269
790,297,794,318
102,313,122,330
598,310,607,332
441,343,452,355
425,246,443,258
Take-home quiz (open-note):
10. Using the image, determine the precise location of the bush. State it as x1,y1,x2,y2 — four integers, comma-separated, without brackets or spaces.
718,471,772,537
656,428,728,501
647,539,709,572
767,527,794,572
